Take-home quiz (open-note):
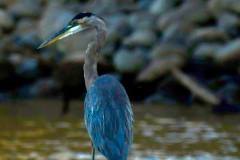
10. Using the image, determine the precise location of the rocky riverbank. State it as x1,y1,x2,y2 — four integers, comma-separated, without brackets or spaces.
0,0,239,110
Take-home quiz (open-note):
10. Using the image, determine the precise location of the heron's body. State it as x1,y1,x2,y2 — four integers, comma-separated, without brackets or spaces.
38,12,133,160
85,75,133,160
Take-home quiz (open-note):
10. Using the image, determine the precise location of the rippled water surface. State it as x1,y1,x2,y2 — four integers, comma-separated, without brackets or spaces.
0,100,239,160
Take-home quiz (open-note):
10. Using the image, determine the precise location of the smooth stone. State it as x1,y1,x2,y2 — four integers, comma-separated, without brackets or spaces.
8,53,23,66
0,1,5,7
149,0,177,15
128,12,156,30
215,39,240,62
101,44,115,57
157,1,210,30
123,29,157,47
217,12,240,37
17,79,58,99
105,14,130,43
217,82,239,103
15,19,37,33
27,78,58,98
188,27,229,47
113,49,145,73
226,0,240,13
14,31,40,48
0,92,10,102
150,43,186,59
137,55,184,81
0,0,13,8
162,22,196,45
0,9,14,29
138,0,153,10
208,0,240,15
208,0,223,16
16,57,38,78
144,92,178,105
14,19,40,48
193,43,221,59
9,0,42,18
0,35,18,52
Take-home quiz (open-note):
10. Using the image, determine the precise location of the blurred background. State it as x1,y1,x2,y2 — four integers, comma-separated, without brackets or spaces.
0,0,240,159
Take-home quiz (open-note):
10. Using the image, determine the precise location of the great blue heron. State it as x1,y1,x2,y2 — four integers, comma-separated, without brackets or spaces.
38,12,133,160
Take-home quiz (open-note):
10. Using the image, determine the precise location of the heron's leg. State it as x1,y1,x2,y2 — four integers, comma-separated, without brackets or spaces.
91,141,95,160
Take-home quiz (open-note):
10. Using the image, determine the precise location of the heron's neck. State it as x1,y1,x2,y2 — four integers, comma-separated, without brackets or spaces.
84,22,107,90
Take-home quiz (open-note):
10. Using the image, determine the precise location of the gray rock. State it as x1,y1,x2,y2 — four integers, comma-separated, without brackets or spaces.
15,31,40,48
208,0,240,15
18,78,58,98
149,0,177,15
157,1,210,30
215,39,240,62
0,35,18,52
0,1,5,7
0,92,10,102
113,49,145,73
128,12,156,30
14,19,40,48
0,0,11,8
144,92,178,105
9,0,42,18
8,53,23,66
101,44,115,57
15,19,37,33
217,82,240,103
188,27,229,47
150,43,186,59
217,12,240,36
138,0,153,10
31,78,59,97
0,9,14,29
123,29,157,47
16,57,39,78
162,22,196,45
208,0,222,16
193,43,221,59
105,14,129,43
137,55,184,82
226,0,240,13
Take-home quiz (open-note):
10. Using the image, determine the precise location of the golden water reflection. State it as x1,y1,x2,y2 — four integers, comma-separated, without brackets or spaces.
0,100,239,160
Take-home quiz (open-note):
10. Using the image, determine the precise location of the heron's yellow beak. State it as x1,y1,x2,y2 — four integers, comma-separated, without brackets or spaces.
38,23,86,49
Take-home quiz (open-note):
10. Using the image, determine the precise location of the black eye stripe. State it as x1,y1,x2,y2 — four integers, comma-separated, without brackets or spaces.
72,12,94,21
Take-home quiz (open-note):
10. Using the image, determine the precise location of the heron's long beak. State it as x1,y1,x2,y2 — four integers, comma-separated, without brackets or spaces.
38,23,86,49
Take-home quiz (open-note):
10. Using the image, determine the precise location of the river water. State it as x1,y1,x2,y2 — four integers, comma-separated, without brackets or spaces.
0,100,239,160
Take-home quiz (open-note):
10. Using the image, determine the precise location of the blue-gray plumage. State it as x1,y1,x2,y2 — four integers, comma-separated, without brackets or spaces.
38,12,133,160
85,75,133,160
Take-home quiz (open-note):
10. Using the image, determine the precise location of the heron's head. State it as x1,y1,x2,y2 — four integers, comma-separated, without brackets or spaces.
38,12,105,49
